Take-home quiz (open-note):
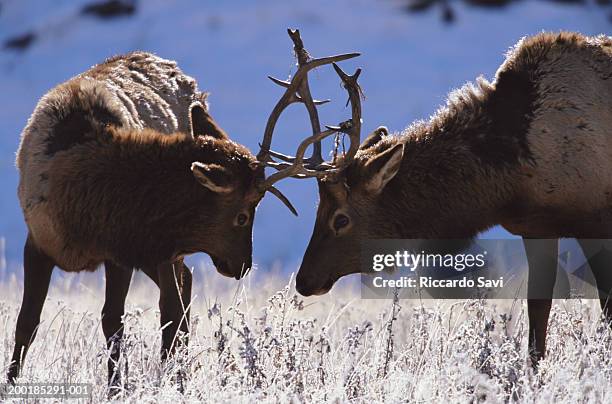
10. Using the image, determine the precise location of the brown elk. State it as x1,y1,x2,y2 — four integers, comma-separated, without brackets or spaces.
7,51,295,388
264,32,612,366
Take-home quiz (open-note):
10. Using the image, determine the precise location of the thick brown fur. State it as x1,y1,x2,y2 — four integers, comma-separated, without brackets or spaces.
297,31,612,366
47,127,258,271
346,32,612,241
298,31,612,294
16,51,261,273
9,52,261,387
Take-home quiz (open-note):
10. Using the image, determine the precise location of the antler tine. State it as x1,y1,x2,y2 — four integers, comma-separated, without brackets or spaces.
296,95,331,106
258,127,341,190
331,63,362,169
266,78,331,106
256,29,361,215
257,28,359,163
267,76,292,88
288,29,323,164
264,62,362,177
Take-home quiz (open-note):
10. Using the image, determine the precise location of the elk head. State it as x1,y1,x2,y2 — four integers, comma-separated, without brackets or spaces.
186,101,297,279
296,132,405,296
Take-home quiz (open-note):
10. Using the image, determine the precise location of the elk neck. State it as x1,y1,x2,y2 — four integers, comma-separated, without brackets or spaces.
52,127,252,267
373,77,534,238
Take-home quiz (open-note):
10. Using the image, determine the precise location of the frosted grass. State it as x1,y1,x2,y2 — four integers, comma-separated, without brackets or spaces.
0,266,610,402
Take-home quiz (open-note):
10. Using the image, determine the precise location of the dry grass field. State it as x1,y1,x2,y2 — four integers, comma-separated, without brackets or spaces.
0,263,610,403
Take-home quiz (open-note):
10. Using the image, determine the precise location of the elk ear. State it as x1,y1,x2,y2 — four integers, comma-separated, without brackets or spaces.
191,162,234,194
364,143,404,193
189,102,229,140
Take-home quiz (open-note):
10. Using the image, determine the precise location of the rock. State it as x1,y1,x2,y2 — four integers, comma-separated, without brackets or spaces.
81,0,136,19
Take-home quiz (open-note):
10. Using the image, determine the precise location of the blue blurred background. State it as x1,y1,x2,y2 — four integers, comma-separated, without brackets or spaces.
0,0,609,278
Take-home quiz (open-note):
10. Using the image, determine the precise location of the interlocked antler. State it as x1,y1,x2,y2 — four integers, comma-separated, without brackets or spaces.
257,29,362,209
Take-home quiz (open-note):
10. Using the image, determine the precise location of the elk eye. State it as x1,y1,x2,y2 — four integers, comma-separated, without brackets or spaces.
236,213,249,227
333,214,350,232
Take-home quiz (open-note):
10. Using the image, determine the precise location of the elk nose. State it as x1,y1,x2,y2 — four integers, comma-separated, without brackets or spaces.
295,283,313,297
295,272,312,296
295,280,313,297
295,272,328,296
212,256,238,279
236,260,252,280
296,272,335,296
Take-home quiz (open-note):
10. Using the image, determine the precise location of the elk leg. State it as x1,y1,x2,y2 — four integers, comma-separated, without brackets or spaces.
576,239,612,325
157,259,192,362
101,261,133,389
594,264,612,325
140,266,159,287
524,238,558,367
7,234,55,383
180,261,192,334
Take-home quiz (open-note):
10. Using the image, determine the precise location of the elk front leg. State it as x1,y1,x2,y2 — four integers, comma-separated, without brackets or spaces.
7,234,55,383
577,239,612,326
157,260,192,362
524,238,558,367
101,261,133,390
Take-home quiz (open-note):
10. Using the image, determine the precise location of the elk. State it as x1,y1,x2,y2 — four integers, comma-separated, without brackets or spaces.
264,31,612,366
7,51,294,388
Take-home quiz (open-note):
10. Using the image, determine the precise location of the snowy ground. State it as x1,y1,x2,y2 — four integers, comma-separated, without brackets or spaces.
0,270,610,402
0,0,609,273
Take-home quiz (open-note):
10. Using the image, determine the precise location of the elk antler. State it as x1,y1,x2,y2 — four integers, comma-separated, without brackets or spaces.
257,29,362,213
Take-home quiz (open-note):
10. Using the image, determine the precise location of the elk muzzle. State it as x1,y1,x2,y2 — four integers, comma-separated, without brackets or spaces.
296,228,361,296
295,244,339,296
295,270,335,296
211,255,251,280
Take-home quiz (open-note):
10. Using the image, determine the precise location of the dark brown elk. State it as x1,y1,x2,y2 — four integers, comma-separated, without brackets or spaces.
7,51,293,388
266,32,612,366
